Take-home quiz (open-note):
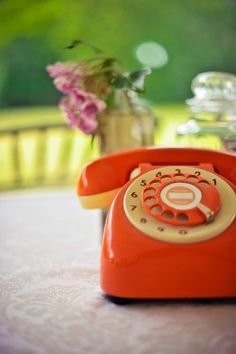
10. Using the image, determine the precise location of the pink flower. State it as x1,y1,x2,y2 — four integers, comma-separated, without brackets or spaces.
78,115,98,134
53,76,76,94
71,87,87,105
59,89,106,134
46,62,83,94
47,63,74,78
47,62,106,135
59,97,77,127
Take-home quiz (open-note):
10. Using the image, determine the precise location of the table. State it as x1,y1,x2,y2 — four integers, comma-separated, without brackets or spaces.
1,189,236,354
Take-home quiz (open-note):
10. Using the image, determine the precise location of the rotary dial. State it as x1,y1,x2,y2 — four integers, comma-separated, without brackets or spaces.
142,172,220,226
123,166,236,244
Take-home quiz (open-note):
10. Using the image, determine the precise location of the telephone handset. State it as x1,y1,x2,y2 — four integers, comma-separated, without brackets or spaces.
77,147,236,301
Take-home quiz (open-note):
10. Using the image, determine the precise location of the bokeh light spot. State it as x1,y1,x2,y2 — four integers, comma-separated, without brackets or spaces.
135,41,169,68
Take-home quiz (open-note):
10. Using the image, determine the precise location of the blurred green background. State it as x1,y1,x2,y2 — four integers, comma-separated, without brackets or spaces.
0,0,236,106
0,0,235,190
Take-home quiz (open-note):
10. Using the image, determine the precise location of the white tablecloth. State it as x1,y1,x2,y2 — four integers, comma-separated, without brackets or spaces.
1,189,236,354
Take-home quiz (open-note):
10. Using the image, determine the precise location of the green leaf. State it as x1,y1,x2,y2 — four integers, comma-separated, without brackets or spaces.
129,68,151,81
100,57,117,68
65,39,103,53
112,75,132,89
128,67,152,93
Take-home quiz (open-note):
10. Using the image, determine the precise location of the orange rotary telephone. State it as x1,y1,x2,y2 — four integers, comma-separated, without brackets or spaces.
77,147,236,303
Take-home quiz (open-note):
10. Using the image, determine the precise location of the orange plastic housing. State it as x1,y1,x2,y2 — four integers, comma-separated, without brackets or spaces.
77,147,236,299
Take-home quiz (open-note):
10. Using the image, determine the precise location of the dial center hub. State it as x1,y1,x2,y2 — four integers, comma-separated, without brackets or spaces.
160,182,202,210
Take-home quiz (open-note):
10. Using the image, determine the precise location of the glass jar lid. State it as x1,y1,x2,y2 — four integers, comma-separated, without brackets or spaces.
186,72,236,115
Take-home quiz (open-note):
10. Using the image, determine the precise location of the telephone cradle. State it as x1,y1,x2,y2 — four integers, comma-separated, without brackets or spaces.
77,147,236,303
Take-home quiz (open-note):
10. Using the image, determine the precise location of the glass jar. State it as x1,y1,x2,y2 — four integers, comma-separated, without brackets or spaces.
176,72,236,152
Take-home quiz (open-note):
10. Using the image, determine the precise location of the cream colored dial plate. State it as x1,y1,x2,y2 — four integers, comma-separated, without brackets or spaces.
123,166,236,244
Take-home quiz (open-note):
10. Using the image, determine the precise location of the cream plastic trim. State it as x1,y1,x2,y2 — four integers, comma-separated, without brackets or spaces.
79,188,120,209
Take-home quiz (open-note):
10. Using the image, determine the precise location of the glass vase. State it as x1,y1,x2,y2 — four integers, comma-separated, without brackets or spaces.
97,90,156,155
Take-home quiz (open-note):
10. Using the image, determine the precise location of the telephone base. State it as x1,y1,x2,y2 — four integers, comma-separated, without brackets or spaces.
103,294,132,305
101,255,236,300
104,294,236,305
100,183,236,301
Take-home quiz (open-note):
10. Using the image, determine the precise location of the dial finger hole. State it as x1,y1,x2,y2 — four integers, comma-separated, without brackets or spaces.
160,175,172,183
198,180,210,188
173,174,185,180
144,188,156,196
177,213,189,222
187,175,198,183
162,211,174,219
149,180,162,188
144,197,156,205
151,205,162,214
